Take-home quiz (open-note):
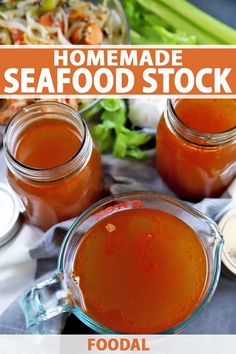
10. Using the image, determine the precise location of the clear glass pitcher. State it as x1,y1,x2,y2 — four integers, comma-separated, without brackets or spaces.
20,192,224,334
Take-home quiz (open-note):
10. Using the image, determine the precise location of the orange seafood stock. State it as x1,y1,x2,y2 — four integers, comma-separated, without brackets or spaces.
73,208,207,333
8,118,103,230
156,99,236,201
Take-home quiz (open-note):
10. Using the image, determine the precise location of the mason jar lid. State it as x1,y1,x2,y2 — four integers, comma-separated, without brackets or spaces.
0,182,21,247
218,208,236,279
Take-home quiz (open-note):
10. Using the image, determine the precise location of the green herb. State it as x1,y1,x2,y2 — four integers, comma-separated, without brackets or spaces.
30,6,41,17
100,99,123,112
122,0,236,44
93,120,115,152
0,3,17,12
92,99,151,160
42,0,58,12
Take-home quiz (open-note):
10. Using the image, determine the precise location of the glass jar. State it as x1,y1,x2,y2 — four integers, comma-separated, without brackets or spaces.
156,99,236,201
3,102,104,231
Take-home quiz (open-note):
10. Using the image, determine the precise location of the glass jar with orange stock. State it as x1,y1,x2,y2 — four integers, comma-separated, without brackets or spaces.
3,102,104,231
156,99,236,201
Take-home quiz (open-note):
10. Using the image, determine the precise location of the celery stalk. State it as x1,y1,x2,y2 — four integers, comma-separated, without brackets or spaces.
158,0,236,44
131,30,146,44
136,0,233,44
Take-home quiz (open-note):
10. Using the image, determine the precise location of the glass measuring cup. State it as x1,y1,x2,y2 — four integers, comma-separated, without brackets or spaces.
20,192,224,334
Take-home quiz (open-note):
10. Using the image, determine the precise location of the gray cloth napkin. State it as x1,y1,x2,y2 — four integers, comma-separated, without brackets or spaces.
0,151,235,334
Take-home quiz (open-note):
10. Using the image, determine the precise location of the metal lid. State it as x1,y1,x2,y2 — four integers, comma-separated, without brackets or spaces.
0,182,21,247
219,208,236,279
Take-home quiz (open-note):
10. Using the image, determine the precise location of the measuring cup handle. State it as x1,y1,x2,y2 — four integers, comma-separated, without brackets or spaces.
19,273,71,333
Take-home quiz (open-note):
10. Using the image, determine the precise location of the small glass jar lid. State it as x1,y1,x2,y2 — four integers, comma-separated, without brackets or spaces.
219,208,236,279
0,182,21,247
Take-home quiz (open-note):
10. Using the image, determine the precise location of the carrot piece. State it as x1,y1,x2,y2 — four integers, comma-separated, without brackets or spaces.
39,12,54,26
83,23,103,45
10,29,25,44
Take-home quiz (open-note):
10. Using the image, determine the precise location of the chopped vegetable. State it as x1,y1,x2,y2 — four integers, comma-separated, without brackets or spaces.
38,13,54,27
122,0,236,44
9,28,25,44
0,28,12,44
42,0,58,12
0,3,17,12
101,99,123,112
92,99,151,160
93,121,115,153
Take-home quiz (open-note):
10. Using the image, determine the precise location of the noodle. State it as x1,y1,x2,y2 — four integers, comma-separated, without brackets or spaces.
0,0,114,45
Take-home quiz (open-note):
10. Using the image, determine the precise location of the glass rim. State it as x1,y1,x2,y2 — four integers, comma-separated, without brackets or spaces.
112,0,131,45
168,99,236,146
57,191,224,335
3,101,91,182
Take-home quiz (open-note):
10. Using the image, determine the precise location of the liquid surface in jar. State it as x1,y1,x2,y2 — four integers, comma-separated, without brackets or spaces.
175,99,236,133
15,119,82,168
72,208,207,334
